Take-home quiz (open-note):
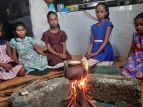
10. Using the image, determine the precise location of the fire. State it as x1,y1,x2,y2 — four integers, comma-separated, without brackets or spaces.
79,77,87,87
66,58,96,107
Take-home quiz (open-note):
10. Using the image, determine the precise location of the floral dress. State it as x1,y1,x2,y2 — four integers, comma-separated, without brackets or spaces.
10,36,48,73
122,33,143,79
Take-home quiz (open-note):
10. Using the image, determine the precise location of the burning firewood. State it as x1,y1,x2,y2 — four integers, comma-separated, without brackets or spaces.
64,59,96,107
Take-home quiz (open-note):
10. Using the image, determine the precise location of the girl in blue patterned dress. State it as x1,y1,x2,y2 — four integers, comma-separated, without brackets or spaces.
10,22,48,73
122,12,143,79
85,2,114,67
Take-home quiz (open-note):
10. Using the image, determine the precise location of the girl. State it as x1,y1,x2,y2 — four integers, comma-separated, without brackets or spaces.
41,11,72,67
122,12,143,79
10,22,48,73
0,23,25,81
85,2,114,67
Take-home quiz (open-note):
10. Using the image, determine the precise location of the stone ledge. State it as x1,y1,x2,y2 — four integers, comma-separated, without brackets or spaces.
11,77,70,107
89,74,141,107
11,74,141,107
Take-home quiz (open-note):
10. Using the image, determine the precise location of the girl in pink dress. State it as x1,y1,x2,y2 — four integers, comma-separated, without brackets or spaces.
0,23,25,81
121,12,143,79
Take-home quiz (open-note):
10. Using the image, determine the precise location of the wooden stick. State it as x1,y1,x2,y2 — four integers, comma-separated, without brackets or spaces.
85,94,92,100
67,98,74,107
0,72,64,91
86,98,96,107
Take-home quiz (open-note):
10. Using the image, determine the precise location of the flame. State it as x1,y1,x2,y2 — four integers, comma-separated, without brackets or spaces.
85,59,88,72
80,78,86,87
80,58,89,89
66,58,96,107
82,57,89,72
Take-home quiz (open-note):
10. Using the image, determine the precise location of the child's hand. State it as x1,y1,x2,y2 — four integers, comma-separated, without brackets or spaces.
62,54,67,59
58,54,63,58
41,53,46,56
86,53,91,58
2,64,12,70
88,53,97,57
58,54,66,59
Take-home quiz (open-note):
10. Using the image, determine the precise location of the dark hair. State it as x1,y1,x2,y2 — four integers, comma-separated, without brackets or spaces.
96,2,110,20
47,11,60,29
0,22,4,36
47,11,58,19
13,22,26,38
134,12,143,23
14,22,26,31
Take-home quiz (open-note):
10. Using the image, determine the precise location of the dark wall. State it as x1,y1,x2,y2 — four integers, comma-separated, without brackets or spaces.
0,0,33,41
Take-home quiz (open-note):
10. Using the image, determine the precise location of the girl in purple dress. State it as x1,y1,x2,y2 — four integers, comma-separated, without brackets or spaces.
122,12,143,79
0,23,25,81
85,2,114,67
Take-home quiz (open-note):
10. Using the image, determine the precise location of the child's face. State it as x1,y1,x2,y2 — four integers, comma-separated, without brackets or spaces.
48,14,58,28
15,26,26,38
96,5,107,21
135,18,143,35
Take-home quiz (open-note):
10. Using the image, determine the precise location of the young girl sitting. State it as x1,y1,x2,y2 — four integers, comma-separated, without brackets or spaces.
85,2,114,67
0,23,25,81
122,12,143,79
10,22,48,73
41,11,72,67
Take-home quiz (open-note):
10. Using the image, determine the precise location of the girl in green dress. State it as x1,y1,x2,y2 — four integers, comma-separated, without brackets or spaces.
10,22,48,73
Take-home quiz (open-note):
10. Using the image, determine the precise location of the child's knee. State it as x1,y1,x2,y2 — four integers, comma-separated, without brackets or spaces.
18,68,25,77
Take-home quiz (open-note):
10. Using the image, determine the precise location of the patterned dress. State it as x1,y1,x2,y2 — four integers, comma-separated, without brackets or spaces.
0,39,22,80
10,36,48,73
122,33,143,79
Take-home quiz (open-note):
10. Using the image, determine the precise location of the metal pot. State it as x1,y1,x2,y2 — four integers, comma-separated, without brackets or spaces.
64,61,87,80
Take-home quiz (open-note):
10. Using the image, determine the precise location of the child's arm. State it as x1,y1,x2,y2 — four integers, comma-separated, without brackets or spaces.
88,32,94,54
91,26,112,57
0,63,12,70
62,42,66,55
7,42,18,63
87,32,94,58
6,42,14,60
128,37,135,57
11,48,18,62
61,42,67,59
33,45,46,56
60,31,69,59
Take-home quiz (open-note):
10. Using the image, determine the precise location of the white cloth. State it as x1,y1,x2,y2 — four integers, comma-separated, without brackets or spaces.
82,57,113,67
29,0,49,41
96,61,114,66
88,59,100,67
